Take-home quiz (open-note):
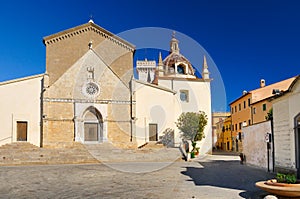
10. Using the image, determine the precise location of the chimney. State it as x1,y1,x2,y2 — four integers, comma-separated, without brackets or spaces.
243,90,248,95
260,79,266,88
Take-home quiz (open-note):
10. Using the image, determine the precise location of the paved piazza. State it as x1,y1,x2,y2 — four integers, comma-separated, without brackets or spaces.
0,153,276,199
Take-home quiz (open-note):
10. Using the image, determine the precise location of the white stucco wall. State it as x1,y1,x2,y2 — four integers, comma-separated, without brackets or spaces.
0,75,43,146
273,79,300,171
243,121,272,170
134,80,180,147
159,78,212,154
159,79,212,155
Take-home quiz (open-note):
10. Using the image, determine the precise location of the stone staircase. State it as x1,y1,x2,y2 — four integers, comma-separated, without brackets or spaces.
0,141,183,166
0,142,99,166
85,142,182,163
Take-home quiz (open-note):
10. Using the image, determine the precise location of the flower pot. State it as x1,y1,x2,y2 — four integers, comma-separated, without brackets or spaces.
256,180,300,197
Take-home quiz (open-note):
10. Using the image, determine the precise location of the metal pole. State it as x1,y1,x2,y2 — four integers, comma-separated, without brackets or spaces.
271,118,275,172
267,142,270,172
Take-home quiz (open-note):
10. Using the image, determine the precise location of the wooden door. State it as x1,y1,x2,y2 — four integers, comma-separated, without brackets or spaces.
17,121,27,141
149,124,158,141
84,123,98,141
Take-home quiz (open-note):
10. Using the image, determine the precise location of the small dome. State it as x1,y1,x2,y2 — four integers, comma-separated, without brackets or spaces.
163,52,194,75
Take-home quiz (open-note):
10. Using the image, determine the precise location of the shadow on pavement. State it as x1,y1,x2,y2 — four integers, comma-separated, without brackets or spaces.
181,159,275,198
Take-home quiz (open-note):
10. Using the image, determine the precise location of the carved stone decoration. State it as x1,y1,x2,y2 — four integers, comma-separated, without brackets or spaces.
82,82,100,98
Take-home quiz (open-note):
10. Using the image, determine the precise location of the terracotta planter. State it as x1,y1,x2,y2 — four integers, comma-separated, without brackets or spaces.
256,180,300,197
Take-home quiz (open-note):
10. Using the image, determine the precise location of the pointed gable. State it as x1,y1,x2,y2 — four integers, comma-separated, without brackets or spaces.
43,21,135,85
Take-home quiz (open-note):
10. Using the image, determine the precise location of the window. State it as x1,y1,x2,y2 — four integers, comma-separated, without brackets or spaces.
263,103,267,111
243,101,246,109
180,90,189,102
248,98,251,107
248,119,251,125
235,106,237,113
253,107,256,114
177,64,185,74
231,107,234,114
239,122,242,130
239,104,241,111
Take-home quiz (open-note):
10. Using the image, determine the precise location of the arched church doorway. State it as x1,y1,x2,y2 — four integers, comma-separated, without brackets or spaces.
83,107,103,142
295,113,300,178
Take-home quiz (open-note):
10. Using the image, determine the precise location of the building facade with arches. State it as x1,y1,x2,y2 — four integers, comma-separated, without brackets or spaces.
0,21,212,154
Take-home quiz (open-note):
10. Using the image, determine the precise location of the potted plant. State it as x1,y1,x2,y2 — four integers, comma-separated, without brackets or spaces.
190,151,195,158
256,172,300,197
191,141,200,156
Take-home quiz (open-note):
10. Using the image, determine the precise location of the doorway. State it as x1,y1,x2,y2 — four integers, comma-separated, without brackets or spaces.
83,107,103,142
17,121,27,141
84,123,98,141
149,123,158,141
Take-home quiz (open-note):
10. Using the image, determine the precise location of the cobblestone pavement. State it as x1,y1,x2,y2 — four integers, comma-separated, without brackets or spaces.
0,154,275,199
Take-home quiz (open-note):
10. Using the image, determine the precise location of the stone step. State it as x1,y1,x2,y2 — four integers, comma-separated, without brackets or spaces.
0,142,99,166
138,141,165,150
85,142,182,163
0,142,39,150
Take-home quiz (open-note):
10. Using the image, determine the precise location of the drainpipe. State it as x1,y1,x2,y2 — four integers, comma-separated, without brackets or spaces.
130,77,134,142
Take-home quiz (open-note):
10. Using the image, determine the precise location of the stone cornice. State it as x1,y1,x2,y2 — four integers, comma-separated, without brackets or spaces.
43,98,135,104
43,22,135,52
134,79,176,94
0,74,44,86
158,76,211,82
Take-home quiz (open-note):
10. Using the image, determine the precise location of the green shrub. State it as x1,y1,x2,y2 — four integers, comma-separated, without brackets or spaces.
276,173,297,184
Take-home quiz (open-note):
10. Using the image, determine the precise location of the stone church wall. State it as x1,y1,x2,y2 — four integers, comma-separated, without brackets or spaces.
42,22,135,148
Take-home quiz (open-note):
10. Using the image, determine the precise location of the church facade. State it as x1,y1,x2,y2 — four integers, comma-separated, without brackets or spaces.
0,21,212,154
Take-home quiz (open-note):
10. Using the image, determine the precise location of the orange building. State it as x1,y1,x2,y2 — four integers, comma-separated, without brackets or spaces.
230,76,297,152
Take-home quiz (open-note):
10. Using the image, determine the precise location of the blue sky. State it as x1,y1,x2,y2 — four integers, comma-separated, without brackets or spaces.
0,0,299,112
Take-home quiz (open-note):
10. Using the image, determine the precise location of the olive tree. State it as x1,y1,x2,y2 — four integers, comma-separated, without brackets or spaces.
176,111,208,142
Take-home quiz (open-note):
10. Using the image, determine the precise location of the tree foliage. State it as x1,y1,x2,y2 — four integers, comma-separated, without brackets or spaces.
176,111,208,141
265,108,273,121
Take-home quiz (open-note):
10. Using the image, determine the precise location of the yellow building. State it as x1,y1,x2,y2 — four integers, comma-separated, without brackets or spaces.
230,77,297,152
212,112,230,148
216,116,232,151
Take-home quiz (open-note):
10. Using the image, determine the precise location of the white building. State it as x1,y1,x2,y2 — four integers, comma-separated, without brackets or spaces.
134,33,212,154
136,59,156,83
271,75,300,177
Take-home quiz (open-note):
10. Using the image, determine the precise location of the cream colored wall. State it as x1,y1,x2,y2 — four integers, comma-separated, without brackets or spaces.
243,121,272,170
134,81,179,147
273,80,300,172
159,79,212,155
0,75,43,146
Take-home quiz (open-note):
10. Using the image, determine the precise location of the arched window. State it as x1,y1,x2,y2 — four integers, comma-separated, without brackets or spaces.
177,64,185,74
